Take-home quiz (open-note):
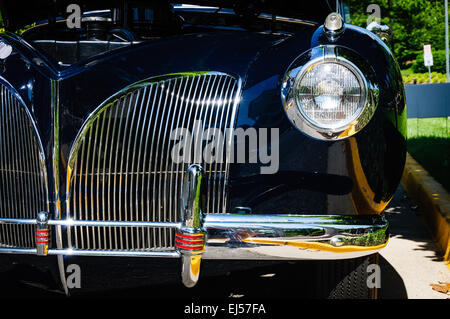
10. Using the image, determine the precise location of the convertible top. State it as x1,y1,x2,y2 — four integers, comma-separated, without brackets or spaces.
0,0,334,31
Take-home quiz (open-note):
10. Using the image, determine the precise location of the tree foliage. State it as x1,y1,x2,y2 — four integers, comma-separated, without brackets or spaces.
345,0,447,70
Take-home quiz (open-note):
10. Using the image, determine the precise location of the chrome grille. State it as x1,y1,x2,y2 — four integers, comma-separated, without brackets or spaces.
0,83,48,248
67,72,240,251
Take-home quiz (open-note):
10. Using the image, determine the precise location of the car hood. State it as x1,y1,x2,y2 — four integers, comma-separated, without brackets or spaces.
0,0,333,31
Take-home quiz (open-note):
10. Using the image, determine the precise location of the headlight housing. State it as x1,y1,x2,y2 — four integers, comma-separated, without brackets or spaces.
281,45,377,140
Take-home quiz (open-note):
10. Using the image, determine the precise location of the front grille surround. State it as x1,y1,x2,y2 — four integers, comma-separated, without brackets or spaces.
66,72,241,251
0,80,49,248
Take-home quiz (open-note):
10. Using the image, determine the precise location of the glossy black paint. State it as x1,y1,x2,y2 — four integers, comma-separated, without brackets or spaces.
0,22,406,215
226,24,406,215
0,15,406,292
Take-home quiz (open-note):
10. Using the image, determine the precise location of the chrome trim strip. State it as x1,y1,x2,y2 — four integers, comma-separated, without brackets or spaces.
257,13,318,26
47,250,180,257
62,221,181,228
0,248,180,258
0,248,39,255
51,79,68,296
0,219,181,228
52,80,60,219
0,218,37,225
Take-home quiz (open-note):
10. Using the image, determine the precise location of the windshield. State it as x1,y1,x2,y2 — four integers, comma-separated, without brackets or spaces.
0,0,335,31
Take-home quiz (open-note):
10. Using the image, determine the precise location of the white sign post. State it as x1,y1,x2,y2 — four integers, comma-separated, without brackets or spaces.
424,44,434,83
446,0,449,82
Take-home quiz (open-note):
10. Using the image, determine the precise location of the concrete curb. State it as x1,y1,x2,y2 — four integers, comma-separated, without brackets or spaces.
401,153,450,266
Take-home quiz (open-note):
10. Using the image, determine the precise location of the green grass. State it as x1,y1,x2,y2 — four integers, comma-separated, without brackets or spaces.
401,68,414,76
407,117,450,192
403,72,447,84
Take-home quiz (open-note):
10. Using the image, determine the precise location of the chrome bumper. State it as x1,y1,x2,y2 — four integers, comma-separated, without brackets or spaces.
0,212,389,289
0,165,389,288
203,213,389,260
0,213,389,259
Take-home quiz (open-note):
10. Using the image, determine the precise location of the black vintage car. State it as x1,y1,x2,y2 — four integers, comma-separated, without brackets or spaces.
0,0,406,298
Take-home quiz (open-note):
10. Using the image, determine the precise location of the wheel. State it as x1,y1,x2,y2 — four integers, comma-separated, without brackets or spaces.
310,253,379,299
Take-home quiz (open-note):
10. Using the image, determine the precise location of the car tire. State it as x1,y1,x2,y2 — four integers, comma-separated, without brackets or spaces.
311,253,379,299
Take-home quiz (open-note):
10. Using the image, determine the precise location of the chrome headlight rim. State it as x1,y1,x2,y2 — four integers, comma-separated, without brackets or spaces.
281,45,378,140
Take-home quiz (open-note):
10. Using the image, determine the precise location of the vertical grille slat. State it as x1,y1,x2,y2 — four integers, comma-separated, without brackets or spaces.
11,95,23,247
131,87,147,250
138,85,153,249
67,73,240,251
222,81,239,213
0,83,48,249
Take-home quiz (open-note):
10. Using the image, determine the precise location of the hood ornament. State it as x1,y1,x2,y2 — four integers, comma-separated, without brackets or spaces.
324,12,345,41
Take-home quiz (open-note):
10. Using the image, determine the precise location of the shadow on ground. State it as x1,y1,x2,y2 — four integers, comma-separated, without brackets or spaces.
384,187,445,263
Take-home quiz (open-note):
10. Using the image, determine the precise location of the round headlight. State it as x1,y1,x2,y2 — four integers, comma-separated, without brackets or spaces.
281,46,377,140
295,61,365,130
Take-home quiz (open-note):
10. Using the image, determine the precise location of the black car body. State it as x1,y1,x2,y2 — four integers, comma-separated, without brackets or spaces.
0,0,406,298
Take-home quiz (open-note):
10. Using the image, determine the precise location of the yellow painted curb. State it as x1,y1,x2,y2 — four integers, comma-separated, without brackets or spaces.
401,153,450,267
